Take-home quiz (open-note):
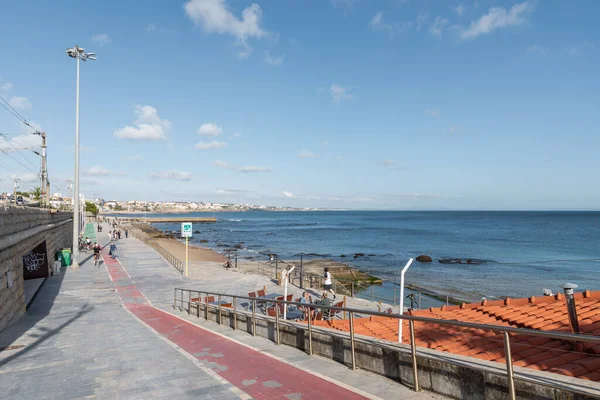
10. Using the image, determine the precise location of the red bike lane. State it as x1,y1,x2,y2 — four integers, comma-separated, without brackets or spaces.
102,248,372,400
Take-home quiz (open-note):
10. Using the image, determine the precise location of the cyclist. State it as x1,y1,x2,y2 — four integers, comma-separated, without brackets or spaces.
93,242,101,266
85,237,92,250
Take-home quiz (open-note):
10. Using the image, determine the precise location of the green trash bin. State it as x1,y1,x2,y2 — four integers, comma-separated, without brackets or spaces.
60,249,72,267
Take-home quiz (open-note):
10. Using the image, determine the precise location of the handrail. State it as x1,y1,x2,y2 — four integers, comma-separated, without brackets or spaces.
173,286,600,400
130,229,184,275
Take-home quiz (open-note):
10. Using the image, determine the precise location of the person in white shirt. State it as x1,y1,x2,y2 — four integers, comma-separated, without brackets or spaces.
323,267,335,300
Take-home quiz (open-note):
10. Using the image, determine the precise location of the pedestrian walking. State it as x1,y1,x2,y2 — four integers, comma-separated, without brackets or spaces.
323,267,336,300
125,229,129,239
109,242,117,259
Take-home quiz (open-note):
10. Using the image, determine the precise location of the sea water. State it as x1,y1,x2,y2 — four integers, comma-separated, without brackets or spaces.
145,211,600,302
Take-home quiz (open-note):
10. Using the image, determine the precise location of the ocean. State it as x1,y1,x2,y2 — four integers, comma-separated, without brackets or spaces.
135,211,599,304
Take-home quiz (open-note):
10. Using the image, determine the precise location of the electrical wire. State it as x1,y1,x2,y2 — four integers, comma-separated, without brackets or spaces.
0,148,38,175
0,134,39,170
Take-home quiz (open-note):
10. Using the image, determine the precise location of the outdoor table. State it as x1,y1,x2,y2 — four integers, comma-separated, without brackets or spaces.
285,309,304,320
256,293,283,312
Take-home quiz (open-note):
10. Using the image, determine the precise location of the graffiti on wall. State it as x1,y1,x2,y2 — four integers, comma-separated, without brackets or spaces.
23,241,49,280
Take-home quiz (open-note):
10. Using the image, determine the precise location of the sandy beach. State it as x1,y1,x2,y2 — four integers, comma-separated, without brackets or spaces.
155,238,226,263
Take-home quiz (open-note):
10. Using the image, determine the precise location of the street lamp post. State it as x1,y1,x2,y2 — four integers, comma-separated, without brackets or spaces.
66,45,96,267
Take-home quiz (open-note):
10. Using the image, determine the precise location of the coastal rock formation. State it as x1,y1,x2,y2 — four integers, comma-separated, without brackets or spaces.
234,243,244,249
199,239,208,243
439,258,487,265
353,253,365,259
340,254,347,258
416,255,432,263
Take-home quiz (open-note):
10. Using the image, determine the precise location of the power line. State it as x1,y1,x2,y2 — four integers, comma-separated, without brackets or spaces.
0,95,29,125
0,148,38,175
0,134,39,170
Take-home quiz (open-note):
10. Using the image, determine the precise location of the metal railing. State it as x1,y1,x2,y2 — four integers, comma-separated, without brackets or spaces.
129,229,184,275
173,287,600,400
256,260,457,311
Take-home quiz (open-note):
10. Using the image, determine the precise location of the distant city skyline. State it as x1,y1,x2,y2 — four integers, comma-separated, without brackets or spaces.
0,1,598,210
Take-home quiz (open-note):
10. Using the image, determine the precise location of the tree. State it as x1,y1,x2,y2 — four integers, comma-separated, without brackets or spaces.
30,187,42,200
85,201,99,217
114,204,124,211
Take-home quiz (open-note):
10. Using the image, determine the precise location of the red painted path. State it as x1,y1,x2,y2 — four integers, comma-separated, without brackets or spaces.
102,249,370,400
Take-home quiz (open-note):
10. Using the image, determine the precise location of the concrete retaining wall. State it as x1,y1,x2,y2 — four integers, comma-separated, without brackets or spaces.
184,303,599,400
0,207,73,332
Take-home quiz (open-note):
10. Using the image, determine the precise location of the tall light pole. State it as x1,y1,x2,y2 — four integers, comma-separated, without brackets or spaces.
66,45,96,267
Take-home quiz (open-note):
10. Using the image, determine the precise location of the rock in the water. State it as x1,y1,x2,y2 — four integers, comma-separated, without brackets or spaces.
439,258,487,265
199,239,208,243
353,253,365,259
234,243,244,249
416,255,433,263
194,230,201,234
340,254,347,258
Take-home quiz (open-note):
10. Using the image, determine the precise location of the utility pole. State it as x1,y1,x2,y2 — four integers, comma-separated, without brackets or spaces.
35,131,48,207
13,178,19,206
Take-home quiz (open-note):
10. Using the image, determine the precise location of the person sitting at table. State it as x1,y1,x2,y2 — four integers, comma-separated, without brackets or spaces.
314,292,333,319
299,291,314,320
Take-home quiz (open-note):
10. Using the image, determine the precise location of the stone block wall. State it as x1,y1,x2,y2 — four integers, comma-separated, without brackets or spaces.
0,207,71,237
0,207,72,332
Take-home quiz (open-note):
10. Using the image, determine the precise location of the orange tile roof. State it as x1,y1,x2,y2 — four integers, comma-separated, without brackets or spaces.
313,290,600,381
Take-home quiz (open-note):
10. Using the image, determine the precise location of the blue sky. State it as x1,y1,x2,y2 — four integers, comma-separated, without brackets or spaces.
0,0,598,210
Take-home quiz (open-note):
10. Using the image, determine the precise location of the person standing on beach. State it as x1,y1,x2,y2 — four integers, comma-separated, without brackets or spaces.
323,267,335,300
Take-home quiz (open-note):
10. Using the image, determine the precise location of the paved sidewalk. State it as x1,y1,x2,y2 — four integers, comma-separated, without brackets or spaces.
0,222,438,399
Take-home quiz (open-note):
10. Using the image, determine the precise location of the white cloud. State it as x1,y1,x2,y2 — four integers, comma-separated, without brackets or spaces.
214,160,272,173
527,45,548,56
371,11,384,27
1,82,13,92
330,84,352,104
370,12,412,35
298,150,317,159
8,96,32,110
454,5,466,16
91,34,111,46
429,16,449,37
228,132,242,139
184,0,267,57
569,42,594,56
457,1,534,41
148,170,192,181
114,105,171,140
84,166,110,176
197,123,223,136
0,134,42,152
449,125,458,134
281,191,295,198
195,140,228,150
264,50,283,66
382,160,395,167
425,108,440,117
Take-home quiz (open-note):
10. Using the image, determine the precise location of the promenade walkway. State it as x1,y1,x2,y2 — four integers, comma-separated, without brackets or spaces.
0,223,437,399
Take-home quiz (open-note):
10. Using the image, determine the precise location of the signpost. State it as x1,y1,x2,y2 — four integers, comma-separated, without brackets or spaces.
181,222,193,277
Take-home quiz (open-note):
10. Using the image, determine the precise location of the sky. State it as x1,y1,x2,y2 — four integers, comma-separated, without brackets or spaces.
0,0,598,210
